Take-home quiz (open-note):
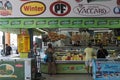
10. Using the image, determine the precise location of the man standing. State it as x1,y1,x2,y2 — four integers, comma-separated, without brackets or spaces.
97,44,108,59
5,44,12,56
84,43,95,75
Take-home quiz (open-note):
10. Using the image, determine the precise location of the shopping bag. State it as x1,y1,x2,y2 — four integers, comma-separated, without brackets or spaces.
44,55,48,62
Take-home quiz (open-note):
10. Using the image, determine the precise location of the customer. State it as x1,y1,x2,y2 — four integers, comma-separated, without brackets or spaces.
45,43,56,75
33,43,38,55
97,44,108,59
84,43,95,74
5,44,12,56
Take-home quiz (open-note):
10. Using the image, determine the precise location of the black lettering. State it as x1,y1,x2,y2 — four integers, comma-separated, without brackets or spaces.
61,4,66,13
55,4,61,13
54,3,66,14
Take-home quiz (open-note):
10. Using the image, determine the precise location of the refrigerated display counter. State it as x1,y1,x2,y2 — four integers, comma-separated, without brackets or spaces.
41,60,87,74
0,58,36,80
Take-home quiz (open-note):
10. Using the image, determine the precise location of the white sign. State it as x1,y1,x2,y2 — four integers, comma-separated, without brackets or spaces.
0,0,119,17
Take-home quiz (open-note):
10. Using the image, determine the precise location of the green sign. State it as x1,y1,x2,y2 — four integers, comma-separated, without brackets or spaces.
41,62,87,73
0,18,120,28
0,61,24,80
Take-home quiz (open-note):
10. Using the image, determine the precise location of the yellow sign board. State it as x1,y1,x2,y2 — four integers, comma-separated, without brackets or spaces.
18,34,30,52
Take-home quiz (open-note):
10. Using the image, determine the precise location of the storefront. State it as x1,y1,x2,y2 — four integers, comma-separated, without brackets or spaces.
0,0,120,79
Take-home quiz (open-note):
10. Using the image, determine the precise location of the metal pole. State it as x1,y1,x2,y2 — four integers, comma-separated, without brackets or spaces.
2,32,5,55
28,28,33,50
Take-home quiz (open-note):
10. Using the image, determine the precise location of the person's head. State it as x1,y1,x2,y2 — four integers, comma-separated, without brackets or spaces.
5,44,8,46
34,43,38,47
87,43,92,47
48,43,52,48
99,45,103,49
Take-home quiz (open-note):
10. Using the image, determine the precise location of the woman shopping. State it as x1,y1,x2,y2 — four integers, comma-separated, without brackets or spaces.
45,43,56,75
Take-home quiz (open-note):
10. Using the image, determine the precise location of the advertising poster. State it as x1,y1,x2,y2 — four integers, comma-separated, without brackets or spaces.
17,34,30,53
93,60,120,80
0,60,24,80
0,0,120,18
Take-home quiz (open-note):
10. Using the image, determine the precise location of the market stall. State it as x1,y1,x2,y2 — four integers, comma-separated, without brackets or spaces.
0,0,120,77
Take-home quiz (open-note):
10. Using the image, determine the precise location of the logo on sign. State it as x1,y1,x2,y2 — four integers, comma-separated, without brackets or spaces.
0,0,12,16
21,1,46,16
113,7,120,14
73,4,110,16
0,64,17,78
50,1,71,16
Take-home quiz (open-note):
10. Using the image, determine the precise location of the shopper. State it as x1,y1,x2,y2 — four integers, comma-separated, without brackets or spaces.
97,44,108,59
5,44,12,56
45,43,56,76
33,43,38,55
84,43,95,75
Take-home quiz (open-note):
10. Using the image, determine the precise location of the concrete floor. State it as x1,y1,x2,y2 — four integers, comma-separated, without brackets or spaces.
40,74,93,80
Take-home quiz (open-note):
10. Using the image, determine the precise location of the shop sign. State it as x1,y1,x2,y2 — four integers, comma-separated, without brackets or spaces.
50,1,71,16
109,21,119,25
24,20,34,25
0,0,12,16
48,20,58,25
84,20,95,25
11,21,21,25
21,1,46,16
1,18,120,28
60,20,71,25
36,20,46,25
97,20,107,25
73,4,110,16
0,21,9,25
72,20,83,25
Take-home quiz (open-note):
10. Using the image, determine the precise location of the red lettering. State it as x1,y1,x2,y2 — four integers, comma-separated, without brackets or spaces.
23,6,43,11
24,6,30,11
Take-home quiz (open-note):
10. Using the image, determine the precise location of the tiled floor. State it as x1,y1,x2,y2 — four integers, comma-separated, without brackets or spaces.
40,74,93,80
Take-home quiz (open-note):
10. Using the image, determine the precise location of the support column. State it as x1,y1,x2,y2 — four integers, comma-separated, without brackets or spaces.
5,32,10,45
28,28,33,50
2,32,5,54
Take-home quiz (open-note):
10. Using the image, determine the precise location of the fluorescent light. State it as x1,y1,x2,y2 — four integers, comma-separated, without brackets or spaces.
36,28,48,34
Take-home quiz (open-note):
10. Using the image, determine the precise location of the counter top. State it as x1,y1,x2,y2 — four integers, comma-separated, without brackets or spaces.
41,60,85,64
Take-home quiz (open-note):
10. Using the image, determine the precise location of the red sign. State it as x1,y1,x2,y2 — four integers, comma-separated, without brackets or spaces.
50,1,71,16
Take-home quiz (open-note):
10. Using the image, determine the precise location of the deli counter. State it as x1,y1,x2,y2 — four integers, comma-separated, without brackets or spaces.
41,46,120,74
41,46,88,74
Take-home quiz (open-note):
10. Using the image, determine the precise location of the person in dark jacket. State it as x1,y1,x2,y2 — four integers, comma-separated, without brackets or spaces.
5,44,12,56
97,45,108,58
